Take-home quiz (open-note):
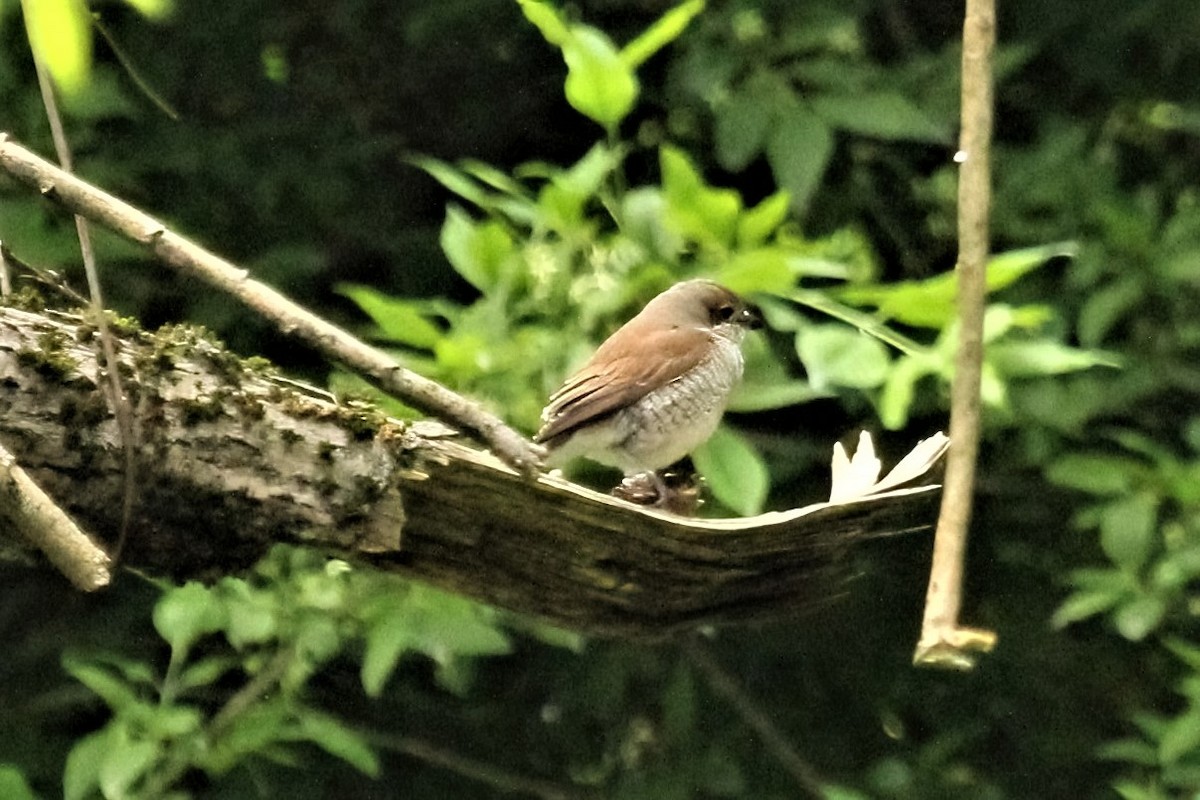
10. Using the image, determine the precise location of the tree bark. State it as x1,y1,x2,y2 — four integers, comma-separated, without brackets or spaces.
0,304,939,638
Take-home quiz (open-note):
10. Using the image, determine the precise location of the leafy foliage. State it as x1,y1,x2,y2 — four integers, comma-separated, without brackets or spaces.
60,546,527,799
1,0,1199,798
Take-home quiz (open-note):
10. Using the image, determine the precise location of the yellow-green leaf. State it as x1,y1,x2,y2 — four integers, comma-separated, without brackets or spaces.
23,0,93,96
620,0,705,69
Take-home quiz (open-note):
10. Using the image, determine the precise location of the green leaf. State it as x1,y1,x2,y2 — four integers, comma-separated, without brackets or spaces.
715,86,773,173
1096,737,1159,766
0,765,38,800
796,324,892,390
555,141,622,198
121,0,174,19
1114,595,1167,641
1165,638,1200,671
1078,276,1142,346
810,91,950,143
22,0,92,96
222,590,279,649
439,207,516,292
1045,454,1144,496
98,733,160,800
1160,708,1200,764
660,145,742,247
766,102,833,213
736,190,791,248
538,142,622,230
410,155,502,212
716,248,793,294
988,340,1121,377
1051,588,1125,629
62,656,140,712
204,697,290,775
362,586,512,697
878,354,936,430
179,656,237,691
791,290,927,356
360,602,413,698
515,0,571,46
728,379,829,412
692,425,769,516
1100,494,1158,572
620,0,705,69
823,786,874,800
1113,780,1171,800
336,285,444,349
64,729,110,800
563,27,639,128
153,581,226,658
728,336,829,412
145,704,204,739
621,187,683,257
836,242,1078,328
293,708,380,777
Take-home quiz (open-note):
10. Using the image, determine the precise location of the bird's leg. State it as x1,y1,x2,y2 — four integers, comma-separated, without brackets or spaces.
612,467,702,515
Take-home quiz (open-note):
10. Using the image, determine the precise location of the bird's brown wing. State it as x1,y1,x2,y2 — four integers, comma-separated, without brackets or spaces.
536,324,711,445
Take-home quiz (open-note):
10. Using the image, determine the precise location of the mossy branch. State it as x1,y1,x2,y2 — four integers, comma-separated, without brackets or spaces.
0,303,943,637
0,133,541,476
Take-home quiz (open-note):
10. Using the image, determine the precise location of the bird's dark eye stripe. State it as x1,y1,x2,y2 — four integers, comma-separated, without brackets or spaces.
716,305,736,320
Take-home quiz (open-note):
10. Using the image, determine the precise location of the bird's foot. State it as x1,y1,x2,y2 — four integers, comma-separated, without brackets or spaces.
612,468,702,516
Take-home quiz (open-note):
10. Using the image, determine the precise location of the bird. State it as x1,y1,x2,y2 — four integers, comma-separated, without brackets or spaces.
535,279,761,500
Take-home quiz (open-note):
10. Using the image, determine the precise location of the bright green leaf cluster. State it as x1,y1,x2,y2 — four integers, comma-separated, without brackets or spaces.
61,546,524,799
516,0,704,131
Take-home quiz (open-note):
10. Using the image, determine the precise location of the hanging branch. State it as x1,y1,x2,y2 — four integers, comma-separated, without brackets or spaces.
913,0,1000,668
0,134,542,476
26,27,140,562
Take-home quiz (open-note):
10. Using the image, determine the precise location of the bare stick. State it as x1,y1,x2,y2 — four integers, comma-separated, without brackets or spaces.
0,135,541,474
0,242,10,297
0,442,111,591
369,732,599,800
27,32,139,562
683,638,827,798
913,0,999,669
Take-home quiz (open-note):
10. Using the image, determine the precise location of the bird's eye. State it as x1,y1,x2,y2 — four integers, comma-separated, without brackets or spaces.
715,304,737,322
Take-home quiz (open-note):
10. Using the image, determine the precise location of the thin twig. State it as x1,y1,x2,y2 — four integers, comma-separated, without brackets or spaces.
367,730,599,800
26,32,140,563
0,135,542,475
0,441,111,590
683,637,827,799
0,242,10,297
913,0,999,669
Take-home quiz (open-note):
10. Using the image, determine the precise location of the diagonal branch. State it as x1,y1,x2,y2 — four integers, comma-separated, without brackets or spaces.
913,0,999,668
0,441,110,591
684,637,827,798
0,134,541,475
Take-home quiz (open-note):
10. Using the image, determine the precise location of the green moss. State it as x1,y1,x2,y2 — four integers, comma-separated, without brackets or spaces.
57,392,110,427
231,391,266,421
4,286,46,313
179,395,226,425
17,329,83,384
